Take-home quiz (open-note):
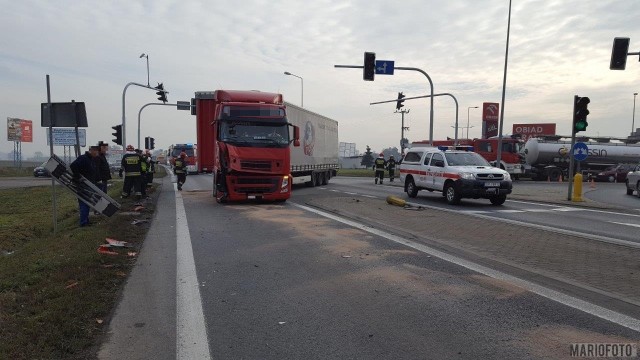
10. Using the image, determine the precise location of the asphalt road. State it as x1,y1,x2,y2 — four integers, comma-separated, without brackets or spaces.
99,173,640,359
585,181,640,210
0,176,52,189
326,177,640,245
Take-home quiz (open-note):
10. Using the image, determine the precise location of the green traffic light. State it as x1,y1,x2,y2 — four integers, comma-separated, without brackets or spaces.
575,120,588,131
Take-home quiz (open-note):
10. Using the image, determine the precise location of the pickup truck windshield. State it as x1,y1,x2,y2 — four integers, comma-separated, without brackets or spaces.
220,119,290,148
445,152,491,166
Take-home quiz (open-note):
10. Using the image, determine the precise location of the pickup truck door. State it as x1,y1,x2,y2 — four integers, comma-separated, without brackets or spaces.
429,153,446,190
420,153,433,188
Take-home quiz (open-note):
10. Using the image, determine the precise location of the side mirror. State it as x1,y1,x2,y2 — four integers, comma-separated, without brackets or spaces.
293,125,300,147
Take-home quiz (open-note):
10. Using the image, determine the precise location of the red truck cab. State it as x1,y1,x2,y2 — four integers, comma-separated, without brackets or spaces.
193,90,299,203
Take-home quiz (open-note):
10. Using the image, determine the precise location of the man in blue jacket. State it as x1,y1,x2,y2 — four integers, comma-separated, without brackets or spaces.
70,146,99,227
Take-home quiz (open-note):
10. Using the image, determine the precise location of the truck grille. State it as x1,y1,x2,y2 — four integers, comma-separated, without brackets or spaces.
476,173,504,180
234,177,279,193
240,161,271,171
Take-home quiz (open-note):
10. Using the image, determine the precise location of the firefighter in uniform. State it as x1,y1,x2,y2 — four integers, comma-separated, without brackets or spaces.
145,150,155,187
137,149,148,198
374,153,386,185
174,151,187,191
387,155,397,182
119,145,143,199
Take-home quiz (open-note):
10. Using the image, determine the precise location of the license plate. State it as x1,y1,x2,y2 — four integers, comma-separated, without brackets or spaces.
485,182,500,187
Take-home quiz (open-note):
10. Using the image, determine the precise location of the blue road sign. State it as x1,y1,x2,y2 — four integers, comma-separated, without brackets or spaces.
573,142,588,161
375,60,394,75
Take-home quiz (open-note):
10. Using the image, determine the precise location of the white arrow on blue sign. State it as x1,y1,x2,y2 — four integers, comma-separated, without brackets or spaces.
375,60,394,75
572,142,588,161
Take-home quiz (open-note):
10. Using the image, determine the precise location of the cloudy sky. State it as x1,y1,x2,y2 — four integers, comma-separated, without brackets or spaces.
1,0,639,157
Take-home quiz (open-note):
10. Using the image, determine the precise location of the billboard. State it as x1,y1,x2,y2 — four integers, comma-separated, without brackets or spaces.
7,118,33,142
512,123,556,142
481,102,499,138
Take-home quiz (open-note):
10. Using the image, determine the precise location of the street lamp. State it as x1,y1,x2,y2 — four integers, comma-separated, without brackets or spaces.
284,71,303,107
633,92,638,135
467,106,479,139
140,53,149,87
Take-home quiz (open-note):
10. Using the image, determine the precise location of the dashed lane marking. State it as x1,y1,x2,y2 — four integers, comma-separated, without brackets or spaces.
610,221,640,229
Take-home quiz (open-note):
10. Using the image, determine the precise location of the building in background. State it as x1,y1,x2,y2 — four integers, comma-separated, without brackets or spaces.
338,142,365,168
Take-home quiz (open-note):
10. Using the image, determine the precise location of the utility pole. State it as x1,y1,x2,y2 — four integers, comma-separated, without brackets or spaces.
395,108,410,153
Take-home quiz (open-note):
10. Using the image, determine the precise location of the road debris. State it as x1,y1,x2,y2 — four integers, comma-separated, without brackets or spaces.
65,281,79,289
98,245,118,256
341,255,352,258
105,238,132,248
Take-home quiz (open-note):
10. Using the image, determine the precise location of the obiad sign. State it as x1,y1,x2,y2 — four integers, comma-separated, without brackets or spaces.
481,102,499,139
512,123,556,142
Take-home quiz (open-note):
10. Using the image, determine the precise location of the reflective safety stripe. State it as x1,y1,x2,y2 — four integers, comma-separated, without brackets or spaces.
125,172,141,176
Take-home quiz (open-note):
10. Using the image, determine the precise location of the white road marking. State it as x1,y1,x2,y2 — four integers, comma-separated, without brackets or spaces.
496,209,526,213
329,189,340,192
291,202,640,333
344,192,358,195
461,210,490,214
175,184,212,360
508,199,640,218
362,195,378,199
610,221,640,229
520,208,555,212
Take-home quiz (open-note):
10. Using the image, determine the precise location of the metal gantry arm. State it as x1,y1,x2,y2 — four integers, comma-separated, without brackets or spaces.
371,92,458,144
137,102,192,149
121,82,168,148
334,64,435,144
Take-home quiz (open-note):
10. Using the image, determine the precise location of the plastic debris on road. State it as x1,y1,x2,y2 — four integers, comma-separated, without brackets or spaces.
98,244,118,256
131,219,149,225
105,238,132,248
65,281,79,289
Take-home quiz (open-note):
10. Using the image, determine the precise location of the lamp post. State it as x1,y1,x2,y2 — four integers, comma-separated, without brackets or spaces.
140,53,149,87
284,71,303,107
467,106,479,139
633,92,638,135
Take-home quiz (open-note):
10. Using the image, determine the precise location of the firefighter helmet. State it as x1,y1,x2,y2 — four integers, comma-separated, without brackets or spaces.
126,145,134,151
180,151,187,158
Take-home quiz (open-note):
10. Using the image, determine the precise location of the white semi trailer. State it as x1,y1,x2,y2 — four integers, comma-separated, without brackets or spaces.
523,137,640,181
285,102,339,186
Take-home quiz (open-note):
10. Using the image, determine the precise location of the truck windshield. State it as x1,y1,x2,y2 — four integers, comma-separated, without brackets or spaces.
219,119,290,148
445,152,491,166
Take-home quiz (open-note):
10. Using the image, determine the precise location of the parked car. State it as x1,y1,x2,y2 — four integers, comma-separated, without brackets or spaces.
625,163,640,197
33,161,50,177
595,164,633,183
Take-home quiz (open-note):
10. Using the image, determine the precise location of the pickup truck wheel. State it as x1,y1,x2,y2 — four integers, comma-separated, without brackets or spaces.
490,195,507,206
445,183,461,205
406,178,419,198
636,181,640,198
626,181,634,195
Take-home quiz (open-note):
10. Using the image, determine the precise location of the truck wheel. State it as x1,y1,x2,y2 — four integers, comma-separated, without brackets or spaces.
490,195,507,206
636,182,640,199
406,178,419,198
444,183,461,205
314,173,321,187
321,171,328,185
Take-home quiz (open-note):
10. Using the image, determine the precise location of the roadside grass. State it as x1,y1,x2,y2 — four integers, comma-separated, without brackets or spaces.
337,168,390,177
0,170,165,359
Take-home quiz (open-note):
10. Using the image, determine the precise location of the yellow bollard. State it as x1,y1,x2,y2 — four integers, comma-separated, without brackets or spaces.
572,173,583,202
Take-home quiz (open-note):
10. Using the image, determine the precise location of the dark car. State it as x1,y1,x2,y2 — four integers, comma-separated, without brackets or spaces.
595,164,633,183
33,162,51,177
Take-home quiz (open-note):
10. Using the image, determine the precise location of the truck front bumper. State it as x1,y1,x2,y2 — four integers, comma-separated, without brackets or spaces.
455,179,513,198
224,174,291,202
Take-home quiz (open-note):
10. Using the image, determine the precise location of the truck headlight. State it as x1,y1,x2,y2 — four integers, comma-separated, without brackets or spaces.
280,176,289,192
503,172,511,181
460,172,476,180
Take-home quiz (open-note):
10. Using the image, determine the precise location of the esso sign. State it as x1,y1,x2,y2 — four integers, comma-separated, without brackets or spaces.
513,123,556,141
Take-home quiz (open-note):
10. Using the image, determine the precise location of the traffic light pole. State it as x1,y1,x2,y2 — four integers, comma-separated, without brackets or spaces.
334,65,435,144
371,92,458,144
567,96,578,201
395,109,410,153
121,82,168,148
137,102,194,149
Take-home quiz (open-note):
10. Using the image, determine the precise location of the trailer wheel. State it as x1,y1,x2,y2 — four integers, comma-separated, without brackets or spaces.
321,171,328,185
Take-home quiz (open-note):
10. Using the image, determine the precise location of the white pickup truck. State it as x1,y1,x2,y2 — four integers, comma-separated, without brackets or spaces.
399,146,513,205
625,163,640,198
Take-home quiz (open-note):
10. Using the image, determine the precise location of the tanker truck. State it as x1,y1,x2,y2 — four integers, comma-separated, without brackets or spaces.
523,136,640,181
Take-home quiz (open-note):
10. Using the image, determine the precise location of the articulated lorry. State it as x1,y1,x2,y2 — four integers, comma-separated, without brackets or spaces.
193,90,338,202
523,136,640,181
411,137,524,177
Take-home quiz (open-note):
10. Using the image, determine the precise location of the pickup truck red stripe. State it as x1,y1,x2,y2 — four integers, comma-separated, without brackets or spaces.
400,169,427,175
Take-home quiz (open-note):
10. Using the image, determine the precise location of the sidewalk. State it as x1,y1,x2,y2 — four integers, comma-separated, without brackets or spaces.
305,195,640,314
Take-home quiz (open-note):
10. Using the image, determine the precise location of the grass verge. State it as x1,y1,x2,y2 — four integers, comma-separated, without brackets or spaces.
337,168,390,177
0,167,166,359
0,166,37,177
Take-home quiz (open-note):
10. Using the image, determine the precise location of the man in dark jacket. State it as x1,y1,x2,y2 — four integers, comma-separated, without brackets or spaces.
70,146,99,227
387,155,397,182
94,141,111,193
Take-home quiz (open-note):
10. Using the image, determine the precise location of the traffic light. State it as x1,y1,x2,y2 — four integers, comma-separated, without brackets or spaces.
149,137,155,150
573,95,590,133
610,37,630,70
363,52,375,81
144,136,150,149
155,83,168,103
396,92,405,110
112,125,122,145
